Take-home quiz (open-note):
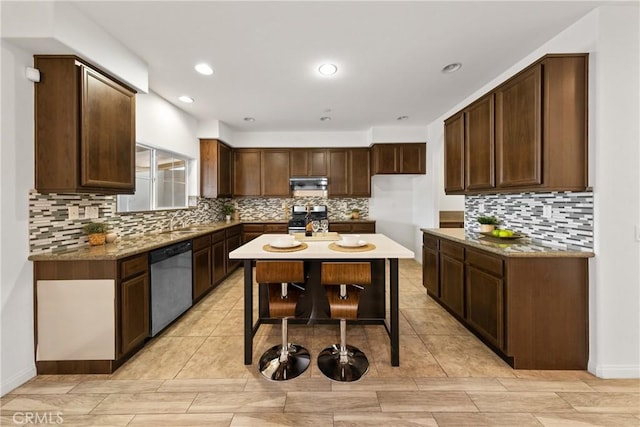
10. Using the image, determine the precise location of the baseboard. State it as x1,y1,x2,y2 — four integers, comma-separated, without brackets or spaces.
591,363,640,379
1,365,36,396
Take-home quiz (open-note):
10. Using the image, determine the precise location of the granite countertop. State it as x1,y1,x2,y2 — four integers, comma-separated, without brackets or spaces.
29,218,379,262
421,228,594,258
28,221,243,262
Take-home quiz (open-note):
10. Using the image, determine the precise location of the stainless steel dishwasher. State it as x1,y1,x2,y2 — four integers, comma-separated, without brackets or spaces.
149,241,193,336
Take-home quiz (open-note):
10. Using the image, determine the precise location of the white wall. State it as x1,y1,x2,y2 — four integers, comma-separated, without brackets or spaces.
424,5,640,378
1,1,148,93
1,41,37,395
591,5,640,378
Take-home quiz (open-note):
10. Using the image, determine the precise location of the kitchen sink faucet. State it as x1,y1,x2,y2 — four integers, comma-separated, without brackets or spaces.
169,211,182,231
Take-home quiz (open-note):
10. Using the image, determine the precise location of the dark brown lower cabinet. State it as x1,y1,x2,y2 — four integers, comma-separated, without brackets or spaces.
422,235,439,297
439,241,465,318
329,221,376,234
422,231,589,370
212,231,227,284
225,225,243,272
193,234,213,302
119,272,149,357
465,249,504,350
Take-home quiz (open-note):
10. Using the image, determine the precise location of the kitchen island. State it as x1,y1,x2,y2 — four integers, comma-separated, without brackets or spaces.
228,233,414,366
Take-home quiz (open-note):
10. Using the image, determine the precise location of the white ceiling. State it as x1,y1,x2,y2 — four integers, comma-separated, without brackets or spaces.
71,1,603,133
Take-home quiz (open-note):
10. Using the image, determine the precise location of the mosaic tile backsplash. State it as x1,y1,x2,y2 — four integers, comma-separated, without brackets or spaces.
465,191,593,250
28,191,368,253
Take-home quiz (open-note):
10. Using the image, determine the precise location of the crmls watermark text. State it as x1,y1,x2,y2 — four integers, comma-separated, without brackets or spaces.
12,412,63,425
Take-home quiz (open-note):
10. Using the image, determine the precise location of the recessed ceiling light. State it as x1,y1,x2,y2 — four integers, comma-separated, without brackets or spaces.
318,63,338,76
397,115,409,121
178,95,194,103
243,117,256,122
195,63,214,75
320,116,332,121
441,62,462,73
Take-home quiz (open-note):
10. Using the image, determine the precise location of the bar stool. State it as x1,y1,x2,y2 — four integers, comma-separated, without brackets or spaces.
317,262,371,382
256,260,310,381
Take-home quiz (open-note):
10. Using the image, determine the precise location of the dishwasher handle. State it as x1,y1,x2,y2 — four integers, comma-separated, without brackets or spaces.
150,241,193,264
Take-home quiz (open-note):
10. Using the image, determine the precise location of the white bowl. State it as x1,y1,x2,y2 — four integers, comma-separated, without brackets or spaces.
342,234,361,245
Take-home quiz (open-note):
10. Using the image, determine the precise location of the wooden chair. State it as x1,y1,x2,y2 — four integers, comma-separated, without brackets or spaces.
317,262,371,382
255,261,310,380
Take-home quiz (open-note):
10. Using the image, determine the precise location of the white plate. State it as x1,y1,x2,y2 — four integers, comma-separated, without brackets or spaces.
336,240,367,248
270,240,301,249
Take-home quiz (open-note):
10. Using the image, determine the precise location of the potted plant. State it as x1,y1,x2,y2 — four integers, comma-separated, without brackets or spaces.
477,215,500,233
222,204,235,222
351,208,360,220
82,222,109,246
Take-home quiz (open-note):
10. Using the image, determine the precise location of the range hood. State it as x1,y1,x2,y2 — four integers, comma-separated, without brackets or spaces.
290,177,328,197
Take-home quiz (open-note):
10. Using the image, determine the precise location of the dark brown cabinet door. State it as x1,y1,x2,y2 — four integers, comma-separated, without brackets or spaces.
120,273,149,356
349,148,371,197
439,241,465,318
372,143,426,175
290,149,327,176
328,149,349,197
200,139,232,198
465,95,495,190
495,65,542,188
225,226,242,274
444,113,465,193
218,143,232,197
81,66,135,191
440,255,464,318
261,150,290,196
351,222,376,233
399,143,426,174
466,265,504,349
35,56,136,194
211,230,227,284
193,246,212,302
372,144,398,174
328,223,351,233
422,235,439,296
233,149,261,196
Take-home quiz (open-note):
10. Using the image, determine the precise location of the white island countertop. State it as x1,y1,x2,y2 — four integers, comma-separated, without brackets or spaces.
229,233,414,260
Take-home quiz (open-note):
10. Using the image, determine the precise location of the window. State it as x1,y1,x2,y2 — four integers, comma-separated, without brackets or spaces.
117,145,190,213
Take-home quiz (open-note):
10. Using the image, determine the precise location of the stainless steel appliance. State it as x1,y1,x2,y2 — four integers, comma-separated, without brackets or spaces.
149,241,193,336
289,177,328,197
287,205,328,234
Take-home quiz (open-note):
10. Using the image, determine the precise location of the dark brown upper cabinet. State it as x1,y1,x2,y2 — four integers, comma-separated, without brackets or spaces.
444,113,465,194
327,148,371,198
34,55,136,194
233,149,261,196
444,53,588,195
327,149,349,197
349,148,371,197
495,65,542,188
261,149,291,196
233,149,290,197
465,95,495,191
372,143,426,175
290,149,328,177
200,139,232,198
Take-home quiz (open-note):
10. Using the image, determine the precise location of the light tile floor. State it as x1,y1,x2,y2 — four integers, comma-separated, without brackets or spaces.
2,260,639,426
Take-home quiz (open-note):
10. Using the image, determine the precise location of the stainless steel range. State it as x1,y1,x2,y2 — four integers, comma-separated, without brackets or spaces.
287,205,328,234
